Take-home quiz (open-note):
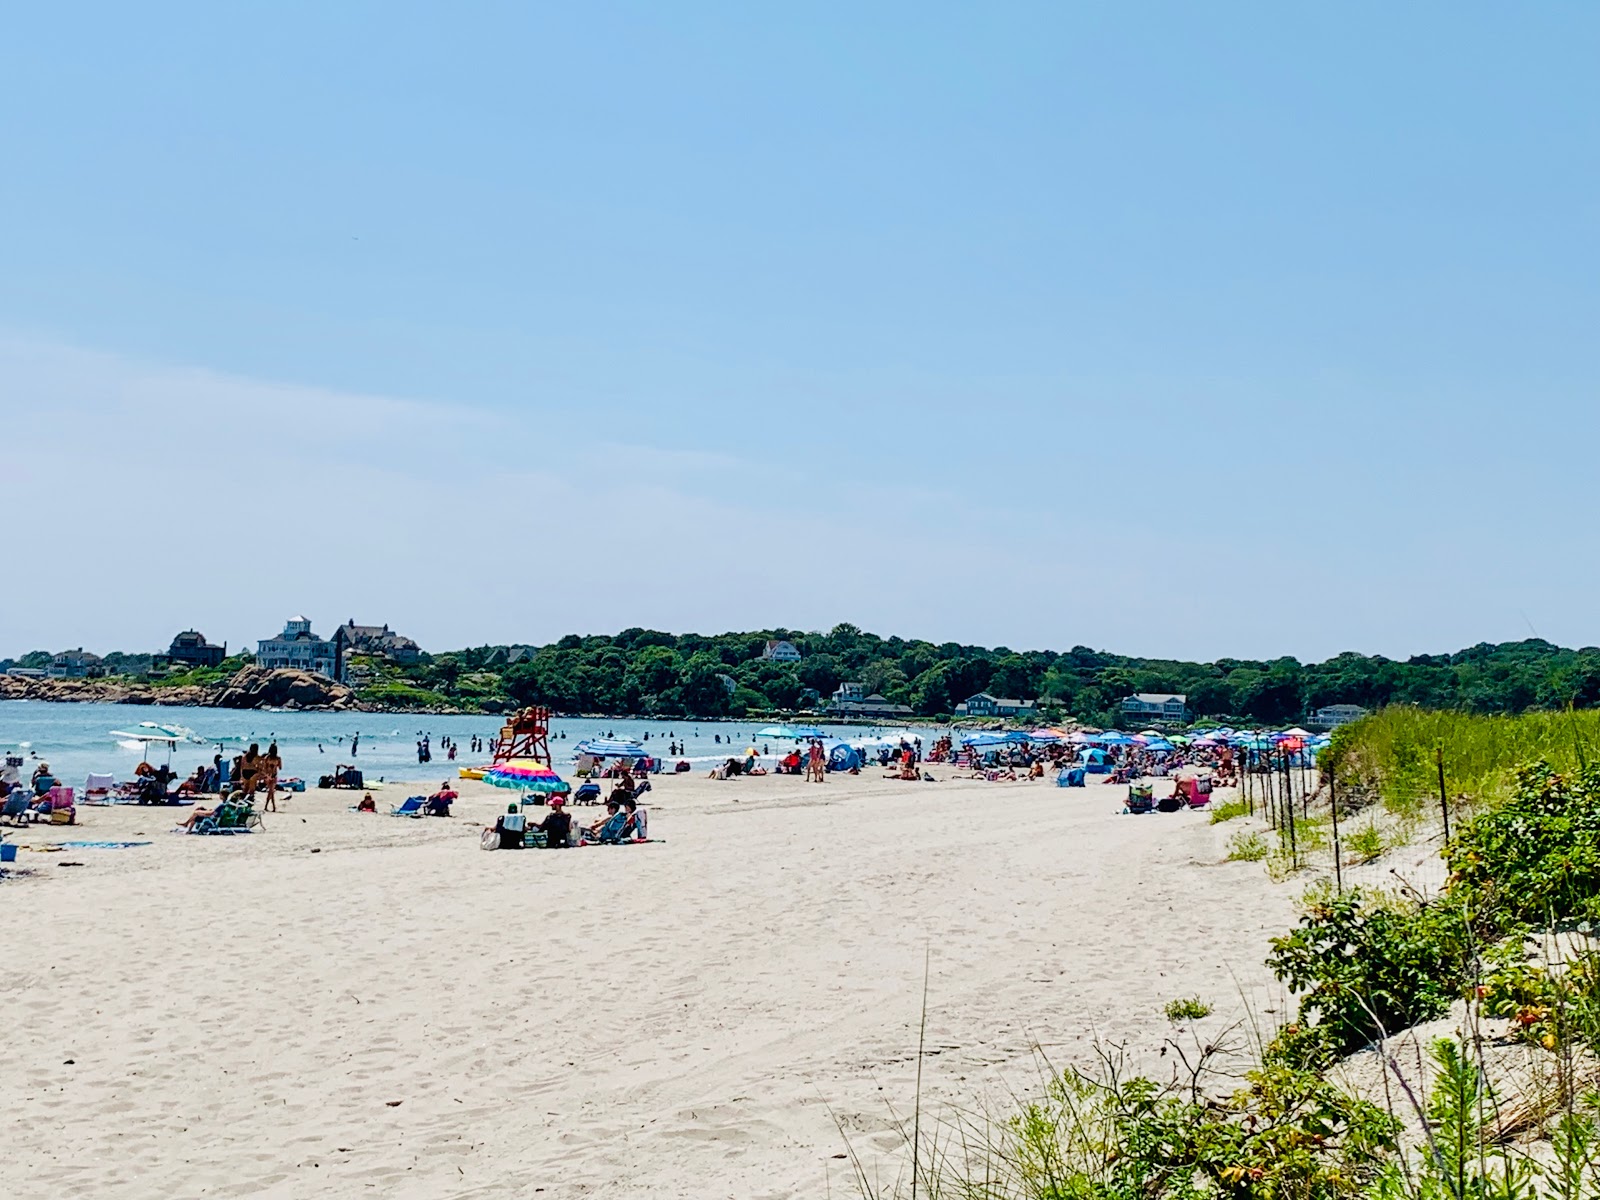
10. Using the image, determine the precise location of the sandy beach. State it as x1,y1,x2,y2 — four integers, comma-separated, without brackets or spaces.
4,767,1299,1199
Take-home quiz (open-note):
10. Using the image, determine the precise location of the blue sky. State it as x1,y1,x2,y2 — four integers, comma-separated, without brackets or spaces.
3,3,1597,662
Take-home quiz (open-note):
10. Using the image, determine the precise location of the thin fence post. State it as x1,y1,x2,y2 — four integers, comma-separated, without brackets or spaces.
1283,746,1297,866
1436,746,1451,843
1330,770,1342,894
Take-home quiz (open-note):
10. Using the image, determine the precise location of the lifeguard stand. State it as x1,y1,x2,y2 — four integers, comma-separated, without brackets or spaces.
491,706,551,767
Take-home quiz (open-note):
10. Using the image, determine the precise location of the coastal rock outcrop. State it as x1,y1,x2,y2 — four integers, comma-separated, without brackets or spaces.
0,675,211,707
212,667,357,711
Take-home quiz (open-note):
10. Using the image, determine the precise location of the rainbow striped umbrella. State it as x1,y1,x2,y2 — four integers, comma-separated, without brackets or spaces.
482,759,568,794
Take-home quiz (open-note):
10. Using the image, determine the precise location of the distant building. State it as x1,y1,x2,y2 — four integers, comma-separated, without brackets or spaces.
954,693,1037,719
1311,703,1367,729
761,639,802,662
5,667,46,679
832,682,866,703
486,646,536,666
48,648,104,679
830,691,914,718
162,629,227,669
1120,693,1189,726
333,619,421,665
257,616,340,680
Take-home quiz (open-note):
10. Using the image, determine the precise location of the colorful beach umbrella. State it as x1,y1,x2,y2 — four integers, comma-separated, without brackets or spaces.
483,759,569,794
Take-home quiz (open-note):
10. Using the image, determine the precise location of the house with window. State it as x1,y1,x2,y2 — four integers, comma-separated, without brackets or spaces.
761,639,802,662
1120,693,1189,725
954,693,1037,719
1311,703,1367,729
162,630,227,669
829,690,914,718
333,619,422,665
257,616,340,680
48,648,104,679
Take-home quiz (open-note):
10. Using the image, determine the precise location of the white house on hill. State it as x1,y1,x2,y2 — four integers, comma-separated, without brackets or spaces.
761,639,802,662
257,616,340,680
1120,693,1189,724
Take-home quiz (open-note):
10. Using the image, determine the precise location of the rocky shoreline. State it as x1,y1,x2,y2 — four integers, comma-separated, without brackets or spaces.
0,667,364,712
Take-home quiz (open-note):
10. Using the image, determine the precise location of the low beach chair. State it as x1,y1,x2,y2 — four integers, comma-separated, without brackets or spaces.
1177,777,1213,808
1126,784,1155,814
83,773,116,803
390,796,426,817
192,799,261,835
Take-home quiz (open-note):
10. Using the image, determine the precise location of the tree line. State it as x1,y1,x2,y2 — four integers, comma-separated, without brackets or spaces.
13,628,1600,722
403,627,1600,723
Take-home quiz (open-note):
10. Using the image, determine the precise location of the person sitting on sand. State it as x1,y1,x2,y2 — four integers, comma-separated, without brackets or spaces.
178,803,222,832
1028,761,1045,779
426,782,457,817
31,762,58,797
531,795,572,848
609,764,636,804
356,793,377,812
619,795,648,839
586,800,628,844
494,802,526,849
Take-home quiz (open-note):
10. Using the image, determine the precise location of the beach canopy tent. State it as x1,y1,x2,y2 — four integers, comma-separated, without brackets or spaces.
827,744,862,772
572,738,649,759
1081,748,1109,763
960,733,1010,748
482,759,569,794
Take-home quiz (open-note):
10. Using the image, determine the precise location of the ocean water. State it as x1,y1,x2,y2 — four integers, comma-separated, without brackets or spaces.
0,701,928,790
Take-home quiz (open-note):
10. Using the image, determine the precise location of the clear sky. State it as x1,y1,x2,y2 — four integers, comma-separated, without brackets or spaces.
4,3,1597,663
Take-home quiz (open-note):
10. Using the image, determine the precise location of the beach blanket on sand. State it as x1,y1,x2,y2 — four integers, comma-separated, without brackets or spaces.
56,840,152,849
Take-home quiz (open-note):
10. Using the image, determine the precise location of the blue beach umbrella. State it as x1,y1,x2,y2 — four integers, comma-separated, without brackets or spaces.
573,737,649,759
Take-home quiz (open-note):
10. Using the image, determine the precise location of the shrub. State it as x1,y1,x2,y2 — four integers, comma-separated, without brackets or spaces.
1445,763,1600,927
1266,889,1478,1055
1163,996,1212,1023
1227,831,1269,861
1345,822,1385,863
1208,798,1249,824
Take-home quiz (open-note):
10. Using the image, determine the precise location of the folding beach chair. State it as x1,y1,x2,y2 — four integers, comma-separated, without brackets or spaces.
390,796,426,817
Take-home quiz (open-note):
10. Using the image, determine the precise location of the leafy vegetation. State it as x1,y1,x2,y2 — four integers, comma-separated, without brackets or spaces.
18,629,1600,720
1325,706,1600,813
1345,822,1386,863
1163,996,1212,1022
1207,798,1249,823
1227,831,1269,861
149,653,254,689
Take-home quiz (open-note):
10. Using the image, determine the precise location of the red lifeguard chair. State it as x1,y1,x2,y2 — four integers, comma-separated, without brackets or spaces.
491,706,552,767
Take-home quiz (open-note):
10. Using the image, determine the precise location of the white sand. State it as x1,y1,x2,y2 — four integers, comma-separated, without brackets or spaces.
4,768,1300,1198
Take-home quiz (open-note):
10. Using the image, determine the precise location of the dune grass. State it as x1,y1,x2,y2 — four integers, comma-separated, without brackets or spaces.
1208,797,1249,824
1325,706,1600,814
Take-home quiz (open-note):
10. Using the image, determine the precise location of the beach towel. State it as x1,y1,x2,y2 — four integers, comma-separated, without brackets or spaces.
56,840,152,850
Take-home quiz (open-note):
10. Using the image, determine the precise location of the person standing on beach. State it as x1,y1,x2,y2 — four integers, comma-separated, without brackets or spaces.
262,741,283,812
351,732,359,757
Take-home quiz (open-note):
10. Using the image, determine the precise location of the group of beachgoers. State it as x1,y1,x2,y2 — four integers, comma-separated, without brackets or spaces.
1,757,72,824
488,762,651,850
